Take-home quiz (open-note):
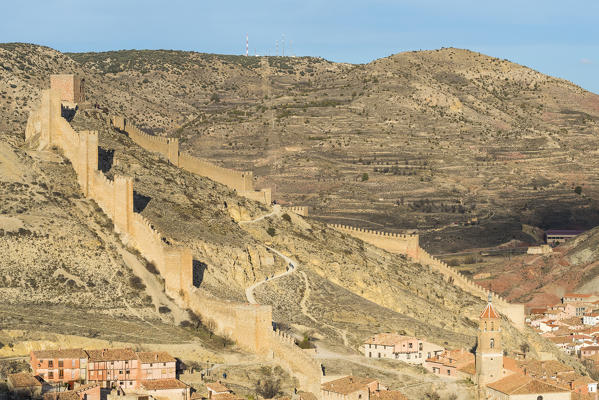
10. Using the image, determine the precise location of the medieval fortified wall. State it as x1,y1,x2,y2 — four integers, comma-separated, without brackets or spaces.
329,224,525,328
109,116,271,205
25,76,321,397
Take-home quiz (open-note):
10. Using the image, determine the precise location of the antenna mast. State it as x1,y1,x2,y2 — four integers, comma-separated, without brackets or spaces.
246,34,249,56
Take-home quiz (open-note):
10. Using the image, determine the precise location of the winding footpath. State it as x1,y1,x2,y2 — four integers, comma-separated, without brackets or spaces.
245,246,298,304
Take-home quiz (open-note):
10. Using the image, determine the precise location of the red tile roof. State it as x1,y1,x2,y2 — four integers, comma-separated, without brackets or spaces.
8,373,42,388
480,302,500,319
487,374,569,395
32,349,88,359
321,376,377,395
141,379,188,390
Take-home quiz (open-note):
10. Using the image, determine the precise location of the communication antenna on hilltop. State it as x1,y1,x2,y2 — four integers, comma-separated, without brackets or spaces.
276,40,279,56
289,40,293,57
282,34,285,57
246,34,249,56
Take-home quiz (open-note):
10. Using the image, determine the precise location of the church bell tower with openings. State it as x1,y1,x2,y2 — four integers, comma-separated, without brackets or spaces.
476,293,503,391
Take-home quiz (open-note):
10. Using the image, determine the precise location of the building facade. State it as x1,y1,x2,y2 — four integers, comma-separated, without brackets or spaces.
30,349,89,385
86,349,139,389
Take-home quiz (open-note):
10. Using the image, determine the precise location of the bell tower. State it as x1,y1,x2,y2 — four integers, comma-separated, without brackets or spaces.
476,294,503,394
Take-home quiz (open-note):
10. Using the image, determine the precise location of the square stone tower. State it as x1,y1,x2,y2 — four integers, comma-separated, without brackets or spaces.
476,295,503,393
50,74,85,103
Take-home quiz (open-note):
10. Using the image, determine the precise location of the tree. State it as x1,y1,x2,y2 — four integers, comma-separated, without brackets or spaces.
255,377,281,399
210,93,220,103
575,186,582,195
520,343,530,354
361,173,369,182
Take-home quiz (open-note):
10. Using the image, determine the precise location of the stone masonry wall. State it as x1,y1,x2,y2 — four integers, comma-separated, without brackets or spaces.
25,80,321,397
109,116,271,204
329,224,525,328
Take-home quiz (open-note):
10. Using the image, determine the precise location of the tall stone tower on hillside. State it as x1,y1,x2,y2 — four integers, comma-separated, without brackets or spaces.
476,294,503,397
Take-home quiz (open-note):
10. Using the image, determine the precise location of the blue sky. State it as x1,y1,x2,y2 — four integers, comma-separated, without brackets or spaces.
2,0,598,93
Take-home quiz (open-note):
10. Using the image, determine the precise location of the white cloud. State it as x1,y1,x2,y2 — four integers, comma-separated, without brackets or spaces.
581,58,593,64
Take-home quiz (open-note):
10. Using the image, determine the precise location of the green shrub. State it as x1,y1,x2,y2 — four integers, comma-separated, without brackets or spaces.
267,227,276,236
361,173,369,182
575,186,582,195
282,213,291,222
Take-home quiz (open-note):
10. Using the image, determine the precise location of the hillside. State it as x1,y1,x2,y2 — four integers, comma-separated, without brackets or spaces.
64,46,599,255
475,227,599,306
0,43,594,396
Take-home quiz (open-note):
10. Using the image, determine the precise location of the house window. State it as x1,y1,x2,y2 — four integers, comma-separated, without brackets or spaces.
49,371,54,379
150,363,153,367
378,353,381,358
447,370,451,376
119,371,123,374
419,343,423,351
59,370,64,378
49,360,54,368
58,360,64,368
409,343,413,349
369,352,371,358
490,338,495,349
537,397,543,400
407,354,411,360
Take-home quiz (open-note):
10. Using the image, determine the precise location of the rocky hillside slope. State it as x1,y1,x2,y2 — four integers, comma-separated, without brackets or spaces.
63,46,599,254
0,43,589,379
477,227,599,306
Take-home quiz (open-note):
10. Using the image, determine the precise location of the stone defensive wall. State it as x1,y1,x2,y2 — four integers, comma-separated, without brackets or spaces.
109,116,271,204
284,206,310,217
328,223,420,258
329,224,525,328
24,78,321,397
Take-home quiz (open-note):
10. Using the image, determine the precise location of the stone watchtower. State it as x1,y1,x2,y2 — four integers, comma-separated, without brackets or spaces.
50,74,85,104
476,294,503,395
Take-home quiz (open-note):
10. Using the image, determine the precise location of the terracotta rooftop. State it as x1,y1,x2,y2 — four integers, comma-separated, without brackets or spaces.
8,372,42,388
141,379,188,390
321,376,378,395
480,302,500,319
298,391,318,400
564,293,592,298
87,348,137,362
369,390,408,400
32,348,88,359
487,374,569,395
43,391,80,400
136,351,176,364
206,381,231,393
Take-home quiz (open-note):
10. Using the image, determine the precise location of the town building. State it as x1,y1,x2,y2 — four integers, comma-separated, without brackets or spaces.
139,378,190,400
563,293,599,305
30,349,89,385
43,383,101,400
362,333,443,364
7,372,43,399
205,382,232,398
545,230,585,245
86,348,139,389
424,349,475,379
485,374,571,399
584,313,599,326
320,376,379,400
136,352,177,381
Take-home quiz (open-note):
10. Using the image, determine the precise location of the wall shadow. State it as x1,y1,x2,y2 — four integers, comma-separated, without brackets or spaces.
192,260,207,288
133,191,151,213
61,105,77,122
98,147,114,173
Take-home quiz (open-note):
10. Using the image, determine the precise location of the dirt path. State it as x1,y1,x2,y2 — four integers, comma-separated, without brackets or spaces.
239,204,281,225
245,246,297,304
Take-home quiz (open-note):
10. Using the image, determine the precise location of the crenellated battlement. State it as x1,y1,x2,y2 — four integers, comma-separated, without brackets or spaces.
329,223,524,327
24,81,320,397
110,116,269,202
284,206,310,216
